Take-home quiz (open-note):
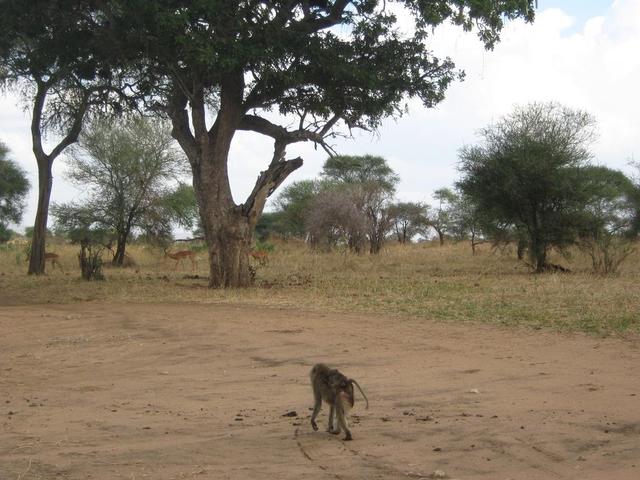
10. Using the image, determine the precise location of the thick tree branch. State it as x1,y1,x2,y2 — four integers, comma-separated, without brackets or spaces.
238,113,338,146
191,82,207,138
48,90,91,160
167,85,198,164
208,72,245,145
31,78,92,163
242,140,303,222
239,109,343,221
30,80,49,162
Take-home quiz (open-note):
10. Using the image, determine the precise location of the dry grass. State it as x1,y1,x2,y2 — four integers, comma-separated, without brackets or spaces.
0,238,638,335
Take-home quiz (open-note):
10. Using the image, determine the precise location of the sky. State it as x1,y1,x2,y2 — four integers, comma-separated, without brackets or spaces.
1,0,639,234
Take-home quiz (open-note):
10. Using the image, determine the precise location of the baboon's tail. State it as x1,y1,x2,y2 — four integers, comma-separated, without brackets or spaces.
350,379,369,409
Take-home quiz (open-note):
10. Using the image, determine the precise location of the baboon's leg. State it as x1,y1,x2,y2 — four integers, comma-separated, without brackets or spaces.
332,408,341,434
310,390,322,431
335,404,352,441
327,404,339,434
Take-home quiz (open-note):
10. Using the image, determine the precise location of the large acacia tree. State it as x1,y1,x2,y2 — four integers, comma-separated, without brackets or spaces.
100,0,534,287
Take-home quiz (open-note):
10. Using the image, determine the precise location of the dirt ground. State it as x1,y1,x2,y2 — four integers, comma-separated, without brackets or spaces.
1,303,639,480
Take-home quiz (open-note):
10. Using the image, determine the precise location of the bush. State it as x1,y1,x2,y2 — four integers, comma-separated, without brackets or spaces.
79,242,105,281
579,233,635,275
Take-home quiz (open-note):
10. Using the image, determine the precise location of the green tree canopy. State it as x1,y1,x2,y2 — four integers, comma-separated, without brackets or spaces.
387,201,428,244
322,155,399,253
273,179,322,238
457,102,627,272
575,166,636,274
425,187,458,245
0,142,30,233
158,182,200,233
322,155,400,191
444,191,489,253
53,116,188,265
628,162,640,236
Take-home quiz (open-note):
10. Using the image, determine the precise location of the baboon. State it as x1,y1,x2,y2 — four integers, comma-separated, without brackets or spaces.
310,363,369,441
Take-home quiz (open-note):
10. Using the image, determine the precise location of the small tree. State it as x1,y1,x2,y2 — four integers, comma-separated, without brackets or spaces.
426,188,458,246
322,155,398,254
255,211,287,242
628,162,640,237
134,182,204,244
273,180,322,239
448,192,487,254
52,205,110,280
458,102,600,272
0,142,30,241
307,187,367,252
61,116,187,265
0,225,13,244
578,167,636,274
387,202,428,244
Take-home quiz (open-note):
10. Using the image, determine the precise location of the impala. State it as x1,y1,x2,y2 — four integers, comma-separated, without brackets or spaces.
44,252,63,271
250,250,269,266
164,248,196,271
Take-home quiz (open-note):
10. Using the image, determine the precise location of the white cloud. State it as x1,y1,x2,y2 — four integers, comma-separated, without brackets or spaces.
384,0,640,202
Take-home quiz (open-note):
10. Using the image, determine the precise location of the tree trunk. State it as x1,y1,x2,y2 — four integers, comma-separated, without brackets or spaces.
517,238,527,260
27,80,89,275
437,230,445,246
193,159,254,287
534,248,547,273
369,224,380,254
189,93,254,287
200,204,253,288
529,235,547,273
169,77,303,287
28,158,53,275
113,212,135,266
395,225,402,243
112,229,129,266
370,237,380,254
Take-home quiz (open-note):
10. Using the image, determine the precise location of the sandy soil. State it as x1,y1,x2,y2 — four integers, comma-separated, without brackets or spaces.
1,303,639,480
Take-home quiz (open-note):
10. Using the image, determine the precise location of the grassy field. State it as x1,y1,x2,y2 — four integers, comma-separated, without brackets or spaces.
0,238,638,335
